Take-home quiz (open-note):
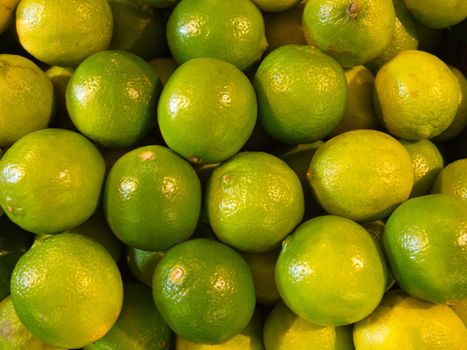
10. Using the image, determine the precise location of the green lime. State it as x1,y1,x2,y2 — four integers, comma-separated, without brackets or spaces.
431,158,467,201
127,247,166,287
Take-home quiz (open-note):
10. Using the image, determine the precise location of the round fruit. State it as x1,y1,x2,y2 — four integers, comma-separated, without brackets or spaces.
66,50,161,148
10,233,123,349
307,129,413,222
276,215,388,326
263,301,354,350
206,152,304,253
354,290,467,349
302,0,396,67
0,128,105,234
84,282,173,350
16,0,113,66
431,159,467,201
152,238,256,344
374,50,459,140
383,194,467,303
104,145,201,251
158,58,257,164
166,0,267,70
403,0,467,29
254,45,347,144
127,247,166,287
0,54,54,147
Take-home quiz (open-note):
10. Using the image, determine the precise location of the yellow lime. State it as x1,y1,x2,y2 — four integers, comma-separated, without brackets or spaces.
263,301,354,350
374,50,459,140
10,233,123,349
354,290,467,349
403,0,467,29
276,215,388,326
431,159,467,201
0,129,105,234
206,151,304,252
153,238,256,344
157,58,257,164
16,0,113,66
302,0,396,67
383,194,467,303
254,45,347,144
0,54,54,148
166,0,268,70
308,130,413,222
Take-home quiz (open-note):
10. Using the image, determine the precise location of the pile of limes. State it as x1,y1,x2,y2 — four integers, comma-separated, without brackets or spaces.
0,0,466,349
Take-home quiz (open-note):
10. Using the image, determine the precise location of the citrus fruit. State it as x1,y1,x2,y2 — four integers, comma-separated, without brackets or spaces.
108,0,168,59
127,247,166,287
66,50,161,149
206,151,304,253
0,216,33,300
84,282,173,350
104,145,201,251
450,299,467,327
263,301,354,350
302,0,396,67
254,45,347,144
0,0,19,34
152,238,256,344
10,233,123,349
403,0,467,29
374,50,459,140
434,66,467,141
0,128,105,234
0,295,63,350
0,54,54,148
431,158,467,201
176,309,264,350
16,0,113,67
157,58,257,164
354,290,467,349
399,139,444,197
383,194,467,303
369,0,418,69
166,0,268,70
329,65,380,136
276,215,388,326
241,248,281,305
252,0,301,12
148,57,178,86
66,207,123,262
307,130,413,222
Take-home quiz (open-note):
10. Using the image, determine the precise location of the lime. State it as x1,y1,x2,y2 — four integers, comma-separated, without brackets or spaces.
431,159,467,201
206,152,304,252
148,57,178,86
276,215,388,326
16,0,113,66
403,0,467,29
157,58,257,164
383,194,467,303
0,54,54,148
152,238,256,344
10,233,123,349
127,247,166,287
66,50,161,149
450,299,467,327
104,145,201,251
0,128,105,234
0,0,19,34
254,45,347,144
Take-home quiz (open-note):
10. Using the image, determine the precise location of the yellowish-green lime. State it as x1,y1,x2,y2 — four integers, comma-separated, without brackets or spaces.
127,246,166,287
431,159,467,201
403,0,467,29
148,57,178,86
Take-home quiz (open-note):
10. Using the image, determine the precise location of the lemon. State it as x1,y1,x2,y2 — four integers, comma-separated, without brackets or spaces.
254,45,347,144
431,159,467,201
276,215,388,326
308,130,413,222
10,233,123,349
166,0,268,70
104,145,201,251
0,54,54,148
0,129,105,234
66,50,161,149
153,238,256,344
374,50,459,140
403,0,467,29
383,194,467,303
16,0,113,67
354,290,467,349
263,301,354,350
157,58,257,164
302,0,396,67
206,151,304,253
